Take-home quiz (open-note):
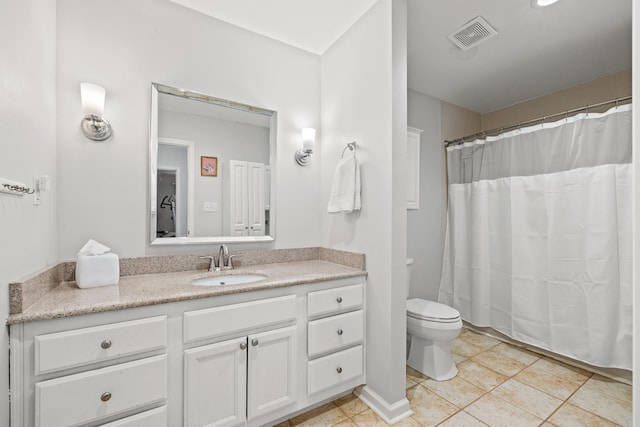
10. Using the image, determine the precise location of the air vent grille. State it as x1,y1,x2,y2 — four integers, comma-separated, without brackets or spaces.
447,16,497,51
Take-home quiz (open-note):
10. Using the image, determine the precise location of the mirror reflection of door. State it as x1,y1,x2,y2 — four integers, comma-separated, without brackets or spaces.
158,142,190,237
157,169,177,237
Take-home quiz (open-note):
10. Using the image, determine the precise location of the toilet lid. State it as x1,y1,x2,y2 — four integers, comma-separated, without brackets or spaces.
407,299,460,322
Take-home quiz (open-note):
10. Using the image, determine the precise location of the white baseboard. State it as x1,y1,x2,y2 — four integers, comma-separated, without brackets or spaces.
356,385,412,424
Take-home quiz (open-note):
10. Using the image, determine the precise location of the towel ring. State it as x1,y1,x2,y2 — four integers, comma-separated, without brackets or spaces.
341,141,357,158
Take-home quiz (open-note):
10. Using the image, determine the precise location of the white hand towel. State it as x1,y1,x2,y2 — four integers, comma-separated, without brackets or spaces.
327,153,361,213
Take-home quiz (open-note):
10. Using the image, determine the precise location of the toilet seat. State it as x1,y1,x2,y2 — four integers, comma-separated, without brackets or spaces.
407,298,460,323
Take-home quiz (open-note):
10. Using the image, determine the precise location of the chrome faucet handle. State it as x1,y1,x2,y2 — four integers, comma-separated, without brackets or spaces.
225,255,236,269
199,256,215,272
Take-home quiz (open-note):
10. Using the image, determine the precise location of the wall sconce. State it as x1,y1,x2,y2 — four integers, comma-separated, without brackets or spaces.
531,0,559,7
80,82,112,141
295,128,316,166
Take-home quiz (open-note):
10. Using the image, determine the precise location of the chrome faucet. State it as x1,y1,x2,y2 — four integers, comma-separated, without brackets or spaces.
219,245,236,270
200,245,234,272
218,245,228,270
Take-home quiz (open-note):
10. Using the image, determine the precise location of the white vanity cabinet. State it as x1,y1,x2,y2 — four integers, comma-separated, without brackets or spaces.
10,277,365,427
183,296,298,427
11,315,168,427
306,284,365,397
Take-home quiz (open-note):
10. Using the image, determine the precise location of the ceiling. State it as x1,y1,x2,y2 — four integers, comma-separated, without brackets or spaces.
169,0,378,55
170,0,632,114
408,0,632,113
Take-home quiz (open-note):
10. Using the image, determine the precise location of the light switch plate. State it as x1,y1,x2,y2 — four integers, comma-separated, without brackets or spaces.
203,202,217,212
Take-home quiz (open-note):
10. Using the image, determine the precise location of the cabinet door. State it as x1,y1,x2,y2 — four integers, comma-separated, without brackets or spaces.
247,326,297,419
407,127,423,210
229,160,249,236
184,337,247,427
247,162,265,236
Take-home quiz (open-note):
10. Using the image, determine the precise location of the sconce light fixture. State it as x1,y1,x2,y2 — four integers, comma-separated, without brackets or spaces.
295,128,316,166
80,82,112,141
531,0,559,7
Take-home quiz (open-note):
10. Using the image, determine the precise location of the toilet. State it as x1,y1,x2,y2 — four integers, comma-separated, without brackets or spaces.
406,258,462,381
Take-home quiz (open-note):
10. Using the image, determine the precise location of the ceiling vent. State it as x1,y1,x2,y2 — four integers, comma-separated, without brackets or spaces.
447,16,497,51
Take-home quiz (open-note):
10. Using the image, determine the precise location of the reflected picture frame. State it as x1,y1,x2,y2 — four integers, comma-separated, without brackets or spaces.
201,156,218,177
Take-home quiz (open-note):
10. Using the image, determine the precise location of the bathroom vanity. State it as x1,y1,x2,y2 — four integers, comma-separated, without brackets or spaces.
8,249,367,427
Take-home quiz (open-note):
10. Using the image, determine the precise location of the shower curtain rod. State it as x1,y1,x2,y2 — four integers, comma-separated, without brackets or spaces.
444,95,632,147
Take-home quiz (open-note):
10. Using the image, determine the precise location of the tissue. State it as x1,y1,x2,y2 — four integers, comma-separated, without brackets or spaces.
75,239,120,288
78,239,111,256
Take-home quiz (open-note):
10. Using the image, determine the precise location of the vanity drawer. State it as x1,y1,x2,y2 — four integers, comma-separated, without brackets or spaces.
35,355,167,427
307,284,363,318
35,316,167,375
184,294,296,343
308,310,364,357
307,345,363,395
99,406,167,426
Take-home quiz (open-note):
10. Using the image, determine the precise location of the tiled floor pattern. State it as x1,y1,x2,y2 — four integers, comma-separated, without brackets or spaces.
276,328,632,426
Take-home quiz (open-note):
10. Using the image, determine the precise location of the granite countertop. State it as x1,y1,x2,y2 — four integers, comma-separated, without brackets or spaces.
8,259,366,325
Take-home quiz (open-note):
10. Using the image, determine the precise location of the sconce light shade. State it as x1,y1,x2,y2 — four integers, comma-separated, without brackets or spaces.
302,128,316,151
80,82,112,141
531,0,559,7
296,127,316,166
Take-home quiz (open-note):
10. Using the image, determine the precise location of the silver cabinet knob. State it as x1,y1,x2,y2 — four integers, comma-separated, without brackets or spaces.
251,339,259,346
240,342,247,350
337,329,343,336
101,340,112,349
336,367,343,374
336,297,343,303
101,392,112,402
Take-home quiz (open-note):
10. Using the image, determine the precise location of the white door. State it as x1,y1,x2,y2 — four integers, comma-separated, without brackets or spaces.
247,162,265,236
247,326,297,419
184,337,247,427
264,166,271,211
229,160,249,236
406,127,423,209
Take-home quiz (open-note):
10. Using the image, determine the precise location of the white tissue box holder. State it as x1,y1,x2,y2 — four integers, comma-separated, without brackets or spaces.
75,253,120,288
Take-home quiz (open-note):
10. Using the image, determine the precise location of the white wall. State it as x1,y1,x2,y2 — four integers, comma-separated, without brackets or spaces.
407,90,444,300
321,0,410,419
56,0,321,259
0,1,57,425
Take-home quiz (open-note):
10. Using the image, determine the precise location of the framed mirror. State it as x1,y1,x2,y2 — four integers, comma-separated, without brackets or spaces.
149,83,277,245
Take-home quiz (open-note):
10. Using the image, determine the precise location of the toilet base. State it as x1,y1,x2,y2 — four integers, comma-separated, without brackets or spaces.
407,336,457,381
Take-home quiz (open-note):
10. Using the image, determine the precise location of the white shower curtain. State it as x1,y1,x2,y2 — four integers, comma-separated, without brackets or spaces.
438,105,632,369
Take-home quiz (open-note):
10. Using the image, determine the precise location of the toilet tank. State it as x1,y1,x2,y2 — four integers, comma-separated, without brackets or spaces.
406,258,414,296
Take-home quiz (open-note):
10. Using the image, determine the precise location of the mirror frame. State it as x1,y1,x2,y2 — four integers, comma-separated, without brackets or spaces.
148,82,277,245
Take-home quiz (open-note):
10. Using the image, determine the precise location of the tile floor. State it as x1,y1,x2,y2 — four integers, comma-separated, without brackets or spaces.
276,328,632,426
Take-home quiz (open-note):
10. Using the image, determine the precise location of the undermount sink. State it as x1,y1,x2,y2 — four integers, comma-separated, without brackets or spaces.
192,274,266,286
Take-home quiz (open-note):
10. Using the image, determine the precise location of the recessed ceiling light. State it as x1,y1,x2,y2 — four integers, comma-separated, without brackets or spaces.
531,0,560,7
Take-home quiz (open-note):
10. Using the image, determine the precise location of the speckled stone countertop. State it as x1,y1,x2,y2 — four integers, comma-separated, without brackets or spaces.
8,248,366,325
